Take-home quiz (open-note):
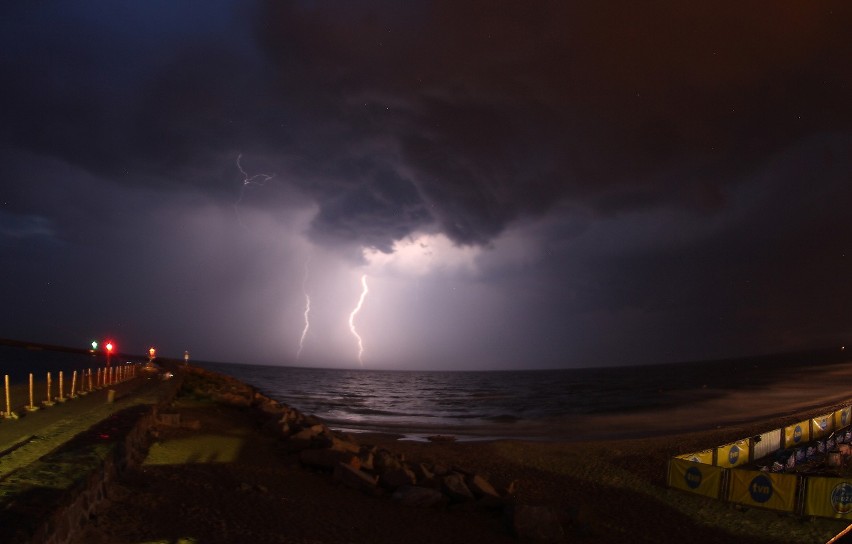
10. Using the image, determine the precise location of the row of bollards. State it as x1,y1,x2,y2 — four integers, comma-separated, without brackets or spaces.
1,364,138,420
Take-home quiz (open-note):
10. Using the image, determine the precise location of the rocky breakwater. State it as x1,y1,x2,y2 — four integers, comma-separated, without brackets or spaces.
183,366,567,542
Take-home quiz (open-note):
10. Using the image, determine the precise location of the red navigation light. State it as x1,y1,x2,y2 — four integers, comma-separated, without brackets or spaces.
105,342,114,353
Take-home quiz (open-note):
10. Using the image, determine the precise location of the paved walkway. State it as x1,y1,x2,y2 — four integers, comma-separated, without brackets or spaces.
0,371,180,480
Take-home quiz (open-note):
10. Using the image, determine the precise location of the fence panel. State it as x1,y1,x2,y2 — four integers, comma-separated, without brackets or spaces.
716,440,749,468
676,449,714,464
784,420,810,449
668,458,725,499
813,413,835,440
836,407,852,431
752,428,782,462
670,403,852,516
728,469,798,512
804,477,852,519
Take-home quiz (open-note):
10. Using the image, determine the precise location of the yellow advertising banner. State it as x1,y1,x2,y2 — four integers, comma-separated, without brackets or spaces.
716,440,749,468
813,413,834,439
668,458,724,499
836,407,852,430
784,420,810,448
728,470,798,512
804,477,852,518
676,449,714,465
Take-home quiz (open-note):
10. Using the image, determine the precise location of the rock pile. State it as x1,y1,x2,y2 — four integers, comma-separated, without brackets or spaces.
182,366,565,542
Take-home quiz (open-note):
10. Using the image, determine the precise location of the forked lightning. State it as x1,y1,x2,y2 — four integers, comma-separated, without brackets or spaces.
348,275,369,366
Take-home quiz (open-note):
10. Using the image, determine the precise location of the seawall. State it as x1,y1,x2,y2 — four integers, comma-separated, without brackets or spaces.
0,372,183,544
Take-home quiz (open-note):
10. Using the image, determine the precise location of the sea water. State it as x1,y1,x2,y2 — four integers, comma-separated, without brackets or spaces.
1,343,844,441
0,344,113,384
202,350,846,440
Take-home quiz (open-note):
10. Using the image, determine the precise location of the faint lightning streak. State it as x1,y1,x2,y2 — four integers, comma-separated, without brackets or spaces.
348,274,369,366
233,153,274,229
296,259,311,360
296,293,311,360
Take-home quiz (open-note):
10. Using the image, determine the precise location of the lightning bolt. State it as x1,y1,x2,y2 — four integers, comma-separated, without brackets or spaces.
348,274,369,366
296,259,311,361
296,294,311,360
234,153,274,228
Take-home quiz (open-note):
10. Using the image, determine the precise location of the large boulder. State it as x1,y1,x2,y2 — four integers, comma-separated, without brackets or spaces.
213,391,251,407
358,449,375,471
286,427,319,451
502,479,519,497
379,466,416,489
333,463,378,495
301,414,324,427
410,463,435,485
467,474,499,499
441,473,475,502
256,398,286,416
431,463,450,477
392,485,445,508
310,431,335,449
330,436,360,454
300,449,361,471
279,410,299,425
373,449,403,473
287,424,329,451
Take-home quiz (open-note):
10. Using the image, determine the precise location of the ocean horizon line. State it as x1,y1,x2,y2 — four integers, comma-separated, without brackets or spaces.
2,336,848,374
198,344,850,374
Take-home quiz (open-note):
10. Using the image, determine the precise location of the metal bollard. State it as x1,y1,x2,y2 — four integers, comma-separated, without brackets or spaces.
26,373,38,411
3,375,16,419
57,371,66,402
44,372,55,407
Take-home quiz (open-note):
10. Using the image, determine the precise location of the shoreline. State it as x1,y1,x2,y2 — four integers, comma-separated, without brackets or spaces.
67,362,852,543
299,361,852,445
197,351,852,447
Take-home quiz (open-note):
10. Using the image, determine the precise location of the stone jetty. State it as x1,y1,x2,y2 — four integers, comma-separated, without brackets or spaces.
181,366,564,542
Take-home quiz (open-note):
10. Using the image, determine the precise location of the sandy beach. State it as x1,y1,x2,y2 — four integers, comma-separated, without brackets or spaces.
69,362,852,544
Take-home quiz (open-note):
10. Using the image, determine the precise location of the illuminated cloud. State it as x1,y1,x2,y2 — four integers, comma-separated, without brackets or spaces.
363,233,481,277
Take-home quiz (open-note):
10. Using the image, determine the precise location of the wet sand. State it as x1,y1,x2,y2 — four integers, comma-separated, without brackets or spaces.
71,362,852,543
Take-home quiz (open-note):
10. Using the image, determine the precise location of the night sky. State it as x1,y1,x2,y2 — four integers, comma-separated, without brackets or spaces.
1,1,850,370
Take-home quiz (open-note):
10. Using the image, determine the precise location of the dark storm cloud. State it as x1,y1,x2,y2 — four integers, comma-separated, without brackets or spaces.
255,0,851,245
3,1,849,253
515,132,852,365
1,0,851,368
